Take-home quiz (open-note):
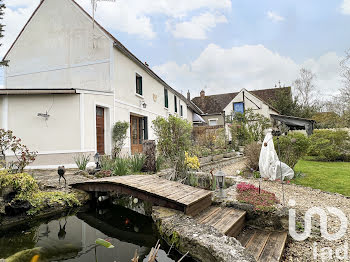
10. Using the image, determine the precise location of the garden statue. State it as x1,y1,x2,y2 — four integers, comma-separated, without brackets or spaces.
58,166,67,186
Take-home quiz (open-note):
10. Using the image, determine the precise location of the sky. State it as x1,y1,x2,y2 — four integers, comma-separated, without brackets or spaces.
1,0,350,99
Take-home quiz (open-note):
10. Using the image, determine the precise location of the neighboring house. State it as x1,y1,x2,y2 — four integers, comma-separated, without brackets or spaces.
0,0,201,168
191,87,289,126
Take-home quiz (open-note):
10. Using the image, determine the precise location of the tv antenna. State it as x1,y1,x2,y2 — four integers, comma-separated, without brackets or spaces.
90,0,116,47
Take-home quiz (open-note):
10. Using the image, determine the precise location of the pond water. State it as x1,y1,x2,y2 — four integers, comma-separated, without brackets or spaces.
0,204,194,262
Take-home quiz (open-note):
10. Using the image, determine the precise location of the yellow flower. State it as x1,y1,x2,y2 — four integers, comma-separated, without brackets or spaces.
184,152,200,170
31,255,40,262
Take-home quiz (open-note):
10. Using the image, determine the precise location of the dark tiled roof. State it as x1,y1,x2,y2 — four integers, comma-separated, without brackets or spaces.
192,87,290,114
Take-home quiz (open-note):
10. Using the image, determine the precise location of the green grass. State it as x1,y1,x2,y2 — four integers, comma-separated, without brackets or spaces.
293,160,350,196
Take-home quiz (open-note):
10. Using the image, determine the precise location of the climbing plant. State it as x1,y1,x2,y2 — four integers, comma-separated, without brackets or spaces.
112,121,129,158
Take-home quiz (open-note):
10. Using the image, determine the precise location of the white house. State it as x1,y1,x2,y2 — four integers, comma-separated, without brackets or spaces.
191,87,286,126
0,0,201,168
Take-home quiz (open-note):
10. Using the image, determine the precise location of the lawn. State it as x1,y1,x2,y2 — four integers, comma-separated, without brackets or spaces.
293,160,350,196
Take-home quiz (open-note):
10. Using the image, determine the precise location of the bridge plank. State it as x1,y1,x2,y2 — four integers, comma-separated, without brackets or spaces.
72,175,212,216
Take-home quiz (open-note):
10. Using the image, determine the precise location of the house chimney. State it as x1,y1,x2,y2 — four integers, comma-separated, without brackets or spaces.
200,90,205,99
187,90,191,100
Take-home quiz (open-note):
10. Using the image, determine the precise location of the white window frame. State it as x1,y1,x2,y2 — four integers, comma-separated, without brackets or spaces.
208,118,218,126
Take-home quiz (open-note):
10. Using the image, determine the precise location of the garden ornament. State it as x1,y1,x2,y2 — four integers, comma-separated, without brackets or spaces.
58,166,66,186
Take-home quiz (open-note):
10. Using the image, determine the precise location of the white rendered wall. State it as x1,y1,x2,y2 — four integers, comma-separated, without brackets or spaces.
4,0,112,92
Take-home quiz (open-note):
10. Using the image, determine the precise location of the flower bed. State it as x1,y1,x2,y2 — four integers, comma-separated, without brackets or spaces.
236,182,279,212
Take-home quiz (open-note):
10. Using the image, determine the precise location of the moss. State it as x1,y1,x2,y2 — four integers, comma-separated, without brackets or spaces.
171,231,181,249
0,170,81,215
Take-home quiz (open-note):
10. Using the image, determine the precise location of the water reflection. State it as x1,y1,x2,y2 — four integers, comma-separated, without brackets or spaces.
0,204,194,262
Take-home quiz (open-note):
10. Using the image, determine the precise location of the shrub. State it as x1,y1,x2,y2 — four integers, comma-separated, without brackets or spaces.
112,121,129,158
129,154,146,173
274,133,310,168
244,142,262,171
155,156,165,172
152,115,192,179
0,129,37,173
236,182,279,211
73,154,90,170
113,157,130,176
228,109,271,147
307,129,350,161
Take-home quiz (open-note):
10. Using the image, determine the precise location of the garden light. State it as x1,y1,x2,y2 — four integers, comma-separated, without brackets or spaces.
214,170,226,198
94,152,101,170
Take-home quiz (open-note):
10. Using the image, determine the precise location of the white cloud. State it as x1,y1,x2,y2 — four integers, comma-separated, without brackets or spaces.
1,0,39,58
152,44,343,99
75,0,231,39
341,0,350,14
267,11,285,22
169,12,228,40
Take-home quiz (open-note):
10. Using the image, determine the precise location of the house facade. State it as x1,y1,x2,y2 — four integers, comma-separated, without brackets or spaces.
191,87,288,126
0,0,200,168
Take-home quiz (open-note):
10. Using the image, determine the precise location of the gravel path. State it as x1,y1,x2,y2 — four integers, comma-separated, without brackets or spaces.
219,162,350,262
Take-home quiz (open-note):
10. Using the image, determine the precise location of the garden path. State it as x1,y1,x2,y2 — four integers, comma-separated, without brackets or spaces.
220,162,350,262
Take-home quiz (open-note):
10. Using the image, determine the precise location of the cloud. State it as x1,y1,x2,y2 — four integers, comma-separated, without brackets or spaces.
152,44,343,99
267,11,285,22
1,0,39,58
169,12,228,40
75,0,231,39
341,0,350,14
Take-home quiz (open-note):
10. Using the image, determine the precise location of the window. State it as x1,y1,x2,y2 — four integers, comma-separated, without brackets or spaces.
209,119,218,126
136,74,143,95
180,105,183,117
164,88,169,108
174,95,178,113
233,102,244,113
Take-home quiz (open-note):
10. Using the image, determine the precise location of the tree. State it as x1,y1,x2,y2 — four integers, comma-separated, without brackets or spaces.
294,68,316,108
340,50,350,113
112,121,129,158
269,87,299,116
0,0,8,66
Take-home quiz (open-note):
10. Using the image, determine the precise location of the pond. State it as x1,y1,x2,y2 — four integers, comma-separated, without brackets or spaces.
0,204,195,262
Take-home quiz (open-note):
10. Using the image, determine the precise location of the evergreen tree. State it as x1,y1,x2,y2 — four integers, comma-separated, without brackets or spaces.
0,0,7,66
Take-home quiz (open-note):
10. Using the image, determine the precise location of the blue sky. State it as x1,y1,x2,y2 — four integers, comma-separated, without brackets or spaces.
2,0,350,99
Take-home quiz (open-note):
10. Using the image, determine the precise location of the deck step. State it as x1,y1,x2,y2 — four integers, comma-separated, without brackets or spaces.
237,228,288,262
194,206,246,237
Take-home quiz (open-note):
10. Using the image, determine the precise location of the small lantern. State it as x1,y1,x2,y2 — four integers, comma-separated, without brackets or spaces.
94,152,101,170
214,170,226,198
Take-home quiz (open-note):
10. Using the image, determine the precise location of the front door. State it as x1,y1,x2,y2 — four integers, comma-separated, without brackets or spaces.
96,107,105,154
130,116,143,154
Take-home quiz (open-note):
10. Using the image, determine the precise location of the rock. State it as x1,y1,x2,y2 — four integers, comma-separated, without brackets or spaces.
199,156,213,164
213,154,224,161
223,152,236,158
87,166,96,175
5,200,31,216
152,206,255,262
74,170,93,179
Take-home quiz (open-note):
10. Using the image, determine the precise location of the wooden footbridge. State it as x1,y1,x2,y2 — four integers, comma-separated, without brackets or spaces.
72,175,287,262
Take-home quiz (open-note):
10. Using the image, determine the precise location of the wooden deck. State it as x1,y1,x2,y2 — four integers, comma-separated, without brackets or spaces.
237,227,288,262
71,175,212,216
194,206,246,237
